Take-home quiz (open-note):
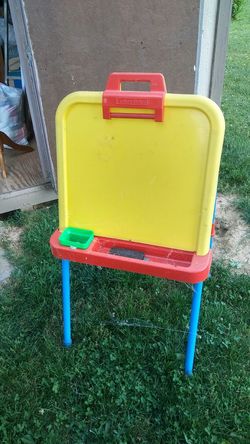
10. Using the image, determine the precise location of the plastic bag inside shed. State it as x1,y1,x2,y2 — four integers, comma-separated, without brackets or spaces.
0,82,28,145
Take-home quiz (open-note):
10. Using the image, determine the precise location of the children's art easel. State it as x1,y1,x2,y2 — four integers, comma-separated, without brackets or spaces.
50,72,225,375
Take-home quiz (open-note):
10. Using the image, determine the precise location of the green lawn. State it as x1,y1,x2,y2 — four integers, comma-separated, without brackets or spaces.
0,3,250,444
220,0,250,222
0,207,249,443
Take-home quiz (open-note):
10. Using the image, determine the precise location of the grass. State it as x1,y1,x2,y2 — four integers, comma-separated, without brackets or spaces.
232,0,246,20
220,0,250,223
0,206,249,443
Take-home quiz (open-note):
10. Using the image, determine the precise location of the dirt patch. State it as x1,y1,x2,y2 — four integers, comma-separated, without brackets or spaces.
214,194,250,274
0,222,23,283
0,223,23,252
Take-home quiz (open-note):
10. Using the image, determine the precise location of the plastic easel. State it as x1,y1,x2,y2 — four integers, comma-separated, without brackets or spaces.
50,72,225,375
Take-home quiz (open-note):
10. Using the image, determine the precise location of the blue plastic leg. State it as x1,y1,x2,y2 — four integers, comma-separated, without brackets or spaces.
185,282,204,376
62,259,72,347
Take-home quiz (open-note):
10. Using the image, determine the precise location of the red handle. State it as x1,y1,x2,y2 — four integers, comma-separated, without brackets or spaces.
105,72,166,92
103,72,167,122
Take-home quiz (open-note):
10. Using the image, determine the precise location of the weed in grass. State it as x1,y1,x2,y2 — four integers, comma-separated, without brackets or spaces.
232,0,246,20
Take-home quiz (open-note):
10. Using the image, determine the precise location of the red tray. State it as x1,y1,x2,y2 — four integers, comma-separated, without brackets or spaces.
50,230,212,284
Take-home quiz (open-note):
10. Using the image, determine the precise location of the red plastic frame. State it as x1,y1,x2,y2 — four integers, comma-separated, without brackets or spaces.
102,72,166,121
50,230,212,284
211,223,216,237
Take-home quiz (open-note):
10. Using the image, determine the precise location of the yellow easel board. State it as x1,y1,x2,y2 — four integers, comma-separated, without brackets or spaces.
56,92,224,256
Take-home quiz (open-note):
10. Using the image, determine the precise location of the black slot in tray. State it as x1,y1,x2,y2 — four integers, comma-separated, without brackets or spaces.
109,247,145,260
